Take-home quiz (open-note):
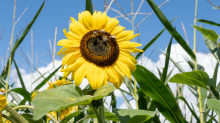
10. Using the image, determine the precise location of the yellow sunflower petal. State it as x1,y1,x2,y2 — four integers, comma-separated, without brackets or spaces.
57,39,80,47
87,64,105,89
73,62,89,86
116,61,131,79
62,50,80,65
79,11,94,30
112,72,123,89
120,50,137,64
118,42,142,48
63,29,81,41
0,95,7,110
111,26,125,35
105,17,119,33
61,57,85,72
116,30,134,41
118,55,136,72
126,33,140,41
70,21,88,37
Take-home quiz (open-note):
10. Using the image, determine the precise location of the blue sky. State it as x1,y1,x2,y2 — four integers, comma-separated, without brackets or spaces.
0,0,219,73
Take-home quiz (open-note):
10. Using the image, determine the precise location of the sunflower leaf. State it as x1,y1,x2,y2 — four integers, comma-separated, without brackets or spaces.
33,84,115,120
113,109,156,123
169,71,209,89
193,25,219,43
207,99,220,116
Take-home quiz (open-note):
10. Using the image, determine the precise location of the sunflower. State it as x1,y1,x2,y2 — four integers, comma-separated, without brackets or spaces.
57,11,143,89
0,94,7,110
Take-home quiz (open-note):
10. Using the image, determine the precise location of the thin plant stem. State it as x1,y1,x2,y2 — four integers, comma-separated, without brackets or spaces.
6,0,16,99
12,105,59,123
5,105,28,123
193,0,204,123
131,0,139,110
90,104,103,123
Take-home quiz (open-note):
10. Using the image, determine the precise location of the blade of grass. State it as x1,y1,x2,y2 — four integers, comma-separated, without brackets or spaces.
212,63,219,87
161,33,173,83
146,0,196,60
179,96,200,122
197,19,220,27
13,60,26,90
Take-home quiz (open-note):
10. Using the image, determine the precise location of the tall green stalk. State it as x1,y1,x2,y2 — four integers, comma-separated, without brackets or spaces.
131,0,139,110
194,0,204,123
6,0,16,98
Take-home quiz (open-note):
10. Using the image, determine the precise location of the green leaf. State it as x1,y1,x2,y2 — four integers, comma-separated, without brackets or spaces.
33,65,61,91
86,0,93,14
203,35,220,63
137,89,148,110
88,108,119,121
197,19,220,27
161,50,185,73
146,0,196,60
14,60,26,90
60,111,82,123
161,34,173,83
207,99,220,115
209,85,219,99
169,71,209,89
212,63,219,87
113,109,156,123
193,25,219,43
33,84,115,120
132,65,184,123
179,97,200,122
9,88,31,101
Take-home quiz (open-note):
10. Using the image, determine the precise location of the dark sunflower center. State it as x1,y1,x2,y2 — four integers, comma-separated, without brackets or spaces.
80,30,119,67
87,35,111,56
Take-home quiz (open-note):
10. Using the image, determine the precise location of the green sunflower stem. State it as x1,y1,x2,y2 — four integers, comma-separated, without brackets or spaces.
4,105,29,123
90,104,103,123
193,0,204,123
99,99,105,123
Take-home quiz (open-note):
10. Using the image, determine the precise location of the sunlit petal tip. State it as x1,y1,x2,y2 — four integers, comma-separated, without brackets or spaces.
70,17,76,23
